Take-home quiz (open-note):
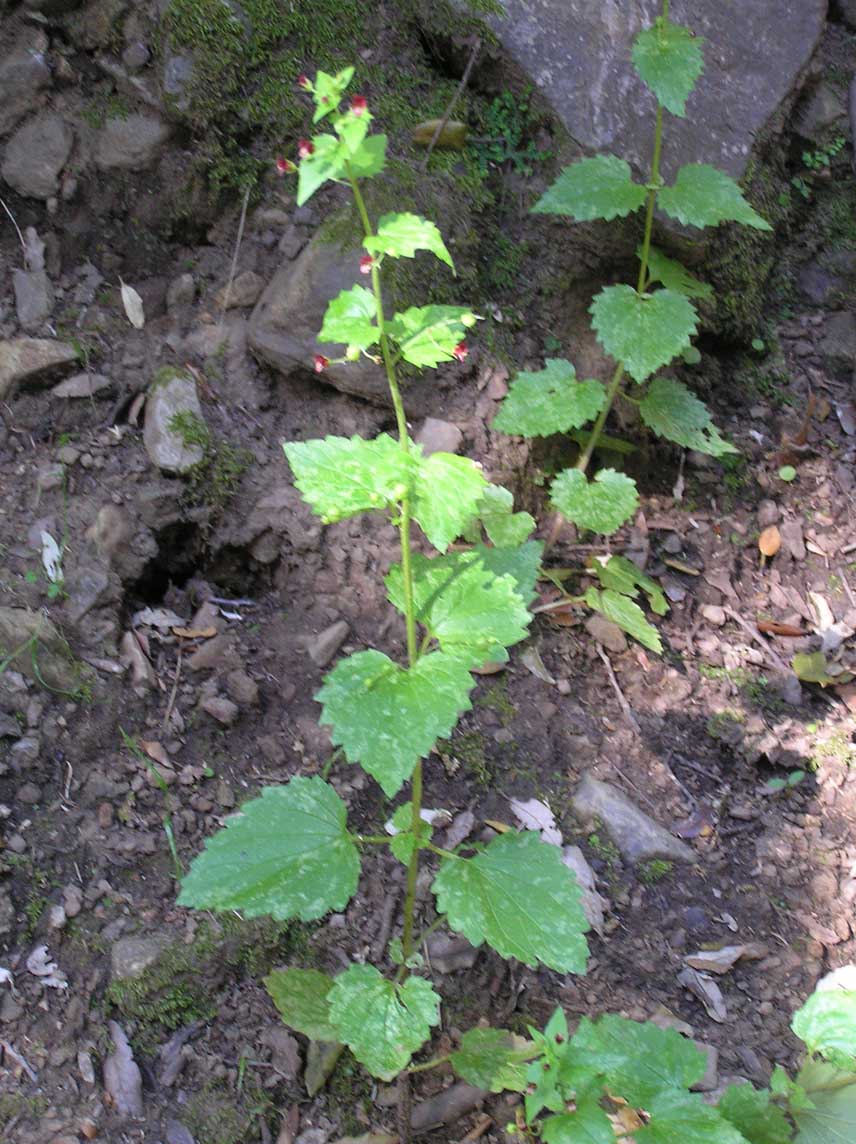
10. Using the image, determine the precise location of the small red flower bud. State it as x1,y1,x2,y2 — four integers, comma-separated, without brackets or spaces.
275,156,295,175
314,354,330,373
350,95,368,116
298,138,314,160
452,341,468,362
296,73,312,91
359,255,374,275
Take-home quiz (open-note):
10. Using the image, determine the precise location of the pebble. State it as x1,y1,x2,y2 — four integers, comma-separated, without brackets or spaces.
225,668,259,706
584,614,627,653
201,695,239,726
16,781,42,804
414,417,463,456
10,736,41,766
307,619,349,667
111,933,172,980
63,884,84,918
701,604,726,627
757,499,780,528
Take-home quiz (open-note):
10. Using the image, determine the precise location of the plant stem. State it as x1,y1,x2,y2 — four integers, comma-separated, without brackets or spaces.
347,168,424,968
407,1053,451,1074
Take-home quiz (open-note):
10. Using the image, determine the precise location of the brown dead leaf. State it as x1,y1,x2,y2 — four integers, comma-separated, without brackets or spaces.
662,556,701,576
411,119,468,149
172,625,217,640
139,740,170,767
483,819,512,834
758,525,781,559
815,396,831,422
756,620,805,637
672,802,716,840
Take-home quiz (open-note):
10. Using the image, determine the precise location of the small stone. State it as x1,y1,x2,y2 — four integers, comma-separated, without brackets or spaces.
10,736,41,766
779,519,806,560
165,1123,196,1144
201,695,239,726
690,1043,720,1092
701,604,726,627
63,884,83,918
684,906,707,930
225,668,259,706
16,781,42,804
166,273,196,310
13,268,54,332
78,1049,96,1085
662,532,683,554
215,270,264,310
307,619,350,667
0,337,78,403
111,933,172,981
143,372,206,473
95,114,171,171
52,372,111,399
757,499,780,528
7,834,27,853
97,802,114,829
819,311,856,377
584,614,627,653
278,226,306,259
215,780,236,809
258,734,285,765
1,113,74,199
122,42,151,72
48,903,67,930
414,417,463,456
571,774,695,863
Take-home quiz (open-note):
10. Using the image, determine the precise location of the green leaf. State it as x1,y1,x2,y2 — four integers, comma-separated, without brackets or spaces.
335,108,371,156
639,376,738,457
637,1089,748,1144
389,802,433,865
297,133,347,207
585,587,663,653
476,485,536,549
264,968,338,1042
284,434,414,524
541,1104,615,1144
532,155,647,221
717,1084,792,1144
779,465,797,482
318,285,377,351
312,67,355,122
632,18,704,117
413,451,487,552
348,133,388,179
593,554,668,616
328,964,440,1081
568,427,636,455
659,164,772,231
570,1015,706,1105
432,831,589,973
388,305,474,368
792,989,856,1068
364,212,453,270
475,540,544,606
644,245,713,301
590,284,699,382
450,1027,532,1093
550,468,639,535
386,551,531,667
792,651,836,685
493,358,606,438
794,1059,856,1144
316,649,475,796
178,777,359,920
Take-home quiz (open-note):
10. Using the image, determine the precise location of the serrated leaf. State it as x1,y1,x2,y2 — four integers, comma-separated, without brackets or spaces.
493,358,606,438
593,555,668,616
328,964,440,1080
792,989,856,1067
432,831,589,973
386,551,531,667
364,212,453,270
264,968,337,1042
640,376,738,456
475,485,536,548
389,802,433,865
318,285,377,350
541,1104,615,1144
413,451,487,552
284,434,414,524
585,587,663,653
550,468,638,535
178,777,359,920
297,133,346,206
591,284,699,383
632,18,704,116
659,164,772,231
637,1089,748,1144
348,132,388,179
450,1027,533,1093
644,246,713,301
316,649,474,796
388,304,473,368
312,66,355,123
475,540,544,606
793,1059,856,1144
717,1084,792,1144
569,1015,706,1106
532,155,647,221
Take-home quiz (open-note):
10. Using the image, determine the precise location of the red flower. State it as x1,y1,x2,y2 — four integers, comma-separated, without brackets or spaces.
275,156,295,175
314,354,330,373
296,73,312,91
452,342,468,362
350,95,368,116
359,255,374,275
298,138,314,160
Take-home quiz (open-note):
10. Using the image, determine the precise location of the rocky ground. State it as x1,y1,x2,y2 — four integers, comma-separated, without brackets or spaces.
1,2,856,1143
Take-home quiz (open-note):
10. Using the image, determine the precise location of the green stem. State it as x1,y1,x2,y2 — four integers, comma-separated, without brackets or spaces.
407,1054,450,1075
347,166,424,967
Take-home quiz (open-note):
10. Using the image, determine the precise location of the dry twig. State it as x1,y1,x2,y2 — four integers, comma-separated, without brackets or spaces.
420,38,481,168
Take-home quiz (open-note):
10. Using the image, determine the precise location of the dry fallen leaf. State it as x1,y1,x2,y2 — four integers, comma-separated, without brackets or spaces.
119,279,146,329
677,966,727,1022
511,798,562,846
758,525,781,559
139,740,170,767
756,620,805,637
836,402,856,436
104,1020,144,1118
172,626,217,640
26,945,68,989
685,945,751,975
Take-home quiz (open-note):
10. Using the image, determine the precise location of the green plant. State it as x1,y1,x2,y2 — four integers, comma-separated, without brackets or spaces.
474,88,551,177
638,858,673,884
765,769,806,795
178,68,589,1138
791,135,846,200
491,1,771,652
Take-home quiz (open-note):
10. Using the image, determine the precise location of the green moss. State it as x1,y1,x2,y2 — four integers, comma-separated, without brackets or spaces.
182,1081,271,1144
326,1055,374,1135
437,729,492,787
706,709,744,742
478,678,516,725
638,859,673,885
0,1094,49,1126
168,409,211,449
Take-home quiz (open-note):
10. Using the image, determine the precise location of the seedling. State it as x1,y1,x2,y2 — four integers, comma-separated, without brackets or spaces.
492,0,771,651
764,769,806,795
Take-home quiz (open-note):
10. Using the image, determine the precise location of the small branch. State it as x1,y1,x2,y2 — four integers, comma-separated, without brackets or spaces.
219,185,251,329
371,881,400,961
162,644,182,733
0,197,26,258
722,607,790,674
596,645,641,733
420,38,481,170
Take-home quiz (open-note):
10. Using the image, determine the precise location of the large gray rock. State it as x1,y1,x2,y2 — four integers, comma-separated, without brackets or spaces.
571,773,695,863
12,269,54,333
0,42,52,137
143,372,206,473
460,0,826,181
1,112,73,199
95,114,171,171
249,235,391,406
0,337,77,401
